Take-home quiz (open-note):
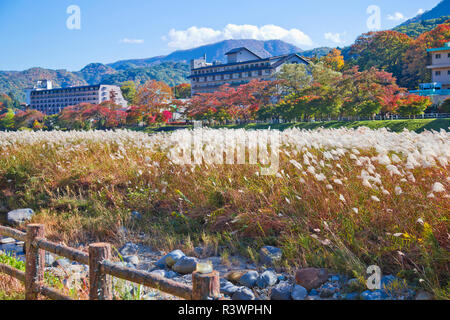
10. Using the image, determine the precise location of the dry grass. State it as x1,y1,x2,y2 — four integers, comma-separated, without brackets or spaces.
0,128,449,298
0,274,25,300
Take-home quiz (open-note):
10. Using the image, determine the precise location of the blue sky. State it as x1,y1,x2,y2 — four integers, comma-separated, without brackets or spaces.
0,0,442,71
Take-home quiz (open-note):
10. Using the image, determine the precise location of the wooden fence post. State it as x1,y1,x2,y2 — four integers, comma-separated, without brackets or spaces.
89,243,112,300
192,271,220,300
25,224,45,300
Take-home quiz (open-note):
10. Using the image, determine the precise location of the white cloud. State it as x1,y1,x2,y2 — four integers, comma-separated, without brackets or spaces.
417,8,425,15
163,24,313,50
324,32,346,44
387,12,406,21
120,38,144,44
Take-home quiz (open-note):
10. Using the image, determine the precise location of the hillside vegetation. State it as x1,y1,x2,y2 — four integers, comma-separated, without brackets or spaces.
394,16,450,38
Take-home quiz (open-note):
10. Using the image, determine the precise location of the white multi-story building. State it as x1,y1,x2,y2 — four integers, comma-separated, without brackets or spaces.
427,42,450,89
411,42,450,105
27,81,128,115
189,47,310,95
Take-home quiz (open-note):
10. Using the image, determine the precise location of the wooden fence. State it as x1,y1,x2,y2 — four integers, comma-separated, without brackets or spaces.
0,224,220,300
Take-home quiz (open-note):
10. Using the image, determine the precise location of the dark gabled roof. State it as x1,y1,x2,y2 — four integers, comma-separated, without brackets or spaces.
224,47,263,59
190,52,310,73
271,53,311,68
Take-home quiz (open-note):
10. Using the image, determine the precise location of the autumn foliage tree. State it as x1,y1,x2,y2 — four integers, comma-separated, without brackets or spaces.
320,48,345,71
349,31,413,87
135,80,173,112
396,94,432,116
173,83,191,99
186,80,277,123
14,109,45,129
402,20,450,88
265,61,430,121
58,101,126,130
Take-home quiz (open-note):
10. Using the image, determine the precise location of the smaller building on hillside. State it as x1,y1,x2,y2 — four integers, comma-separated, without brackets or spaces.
26,80,128,115
427,42,450,89
411,42,450,105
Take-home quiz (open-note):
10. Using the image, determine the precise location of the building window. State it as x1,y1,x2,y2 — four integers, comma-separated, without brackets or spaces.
448,53,450,58
435,71,441,76
436,54,441,59
448,70,450,75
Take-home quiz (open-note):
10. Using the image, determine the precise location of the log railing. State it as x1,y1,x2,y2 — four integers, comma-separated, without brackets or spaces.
0,224,220,300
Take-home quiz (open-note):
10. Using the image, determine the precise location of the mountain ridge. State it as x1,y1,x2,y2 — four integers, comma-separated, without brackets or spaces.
108,39,306,69
398,0,449,26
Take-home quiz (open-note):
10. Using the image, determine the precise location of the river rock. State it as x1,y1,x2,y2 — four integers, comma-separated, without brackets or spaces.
415,291,433,300
344,292,360,300
150,270,166,278
45,252,55,266
6,209,34,226
291,284,308,300
259,246,282,265
172,256,198,274
360,289,387,300
131,211,142,220
239,270,259,288
119,242,140,256
232,287,255,300
295,268,329,291
220,279,240,296
256,270,278,288
270,282,292,300
52,258,71,269
124,255,139,265
155,249,185,268
225,270,246,283
0,237,16,244
319,282,339,298
380,275,397,290
165,271,179,279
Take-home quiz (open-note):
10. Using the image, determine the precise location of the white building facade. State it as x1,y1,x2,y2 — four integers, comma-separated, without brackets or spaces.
189,47,310,95
427,42,450,89
410,42,450,105
27,81,128,115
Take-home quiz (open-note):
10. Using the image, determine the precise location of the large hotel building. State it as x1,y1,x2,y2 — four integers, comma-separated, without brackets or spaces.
189,47,310,95
26,80,128,115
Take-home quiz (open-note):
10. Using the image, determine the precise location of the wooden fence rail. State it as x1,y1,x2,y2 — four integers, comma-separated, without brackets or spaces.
0,224,220,300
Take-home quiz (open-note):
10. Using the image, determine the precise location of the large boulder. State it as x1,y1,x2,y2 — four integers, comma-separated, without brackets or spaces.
6,209,34,226
155,249,185,268
295,268,329,291
172,256,198,274
259,246,282,265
